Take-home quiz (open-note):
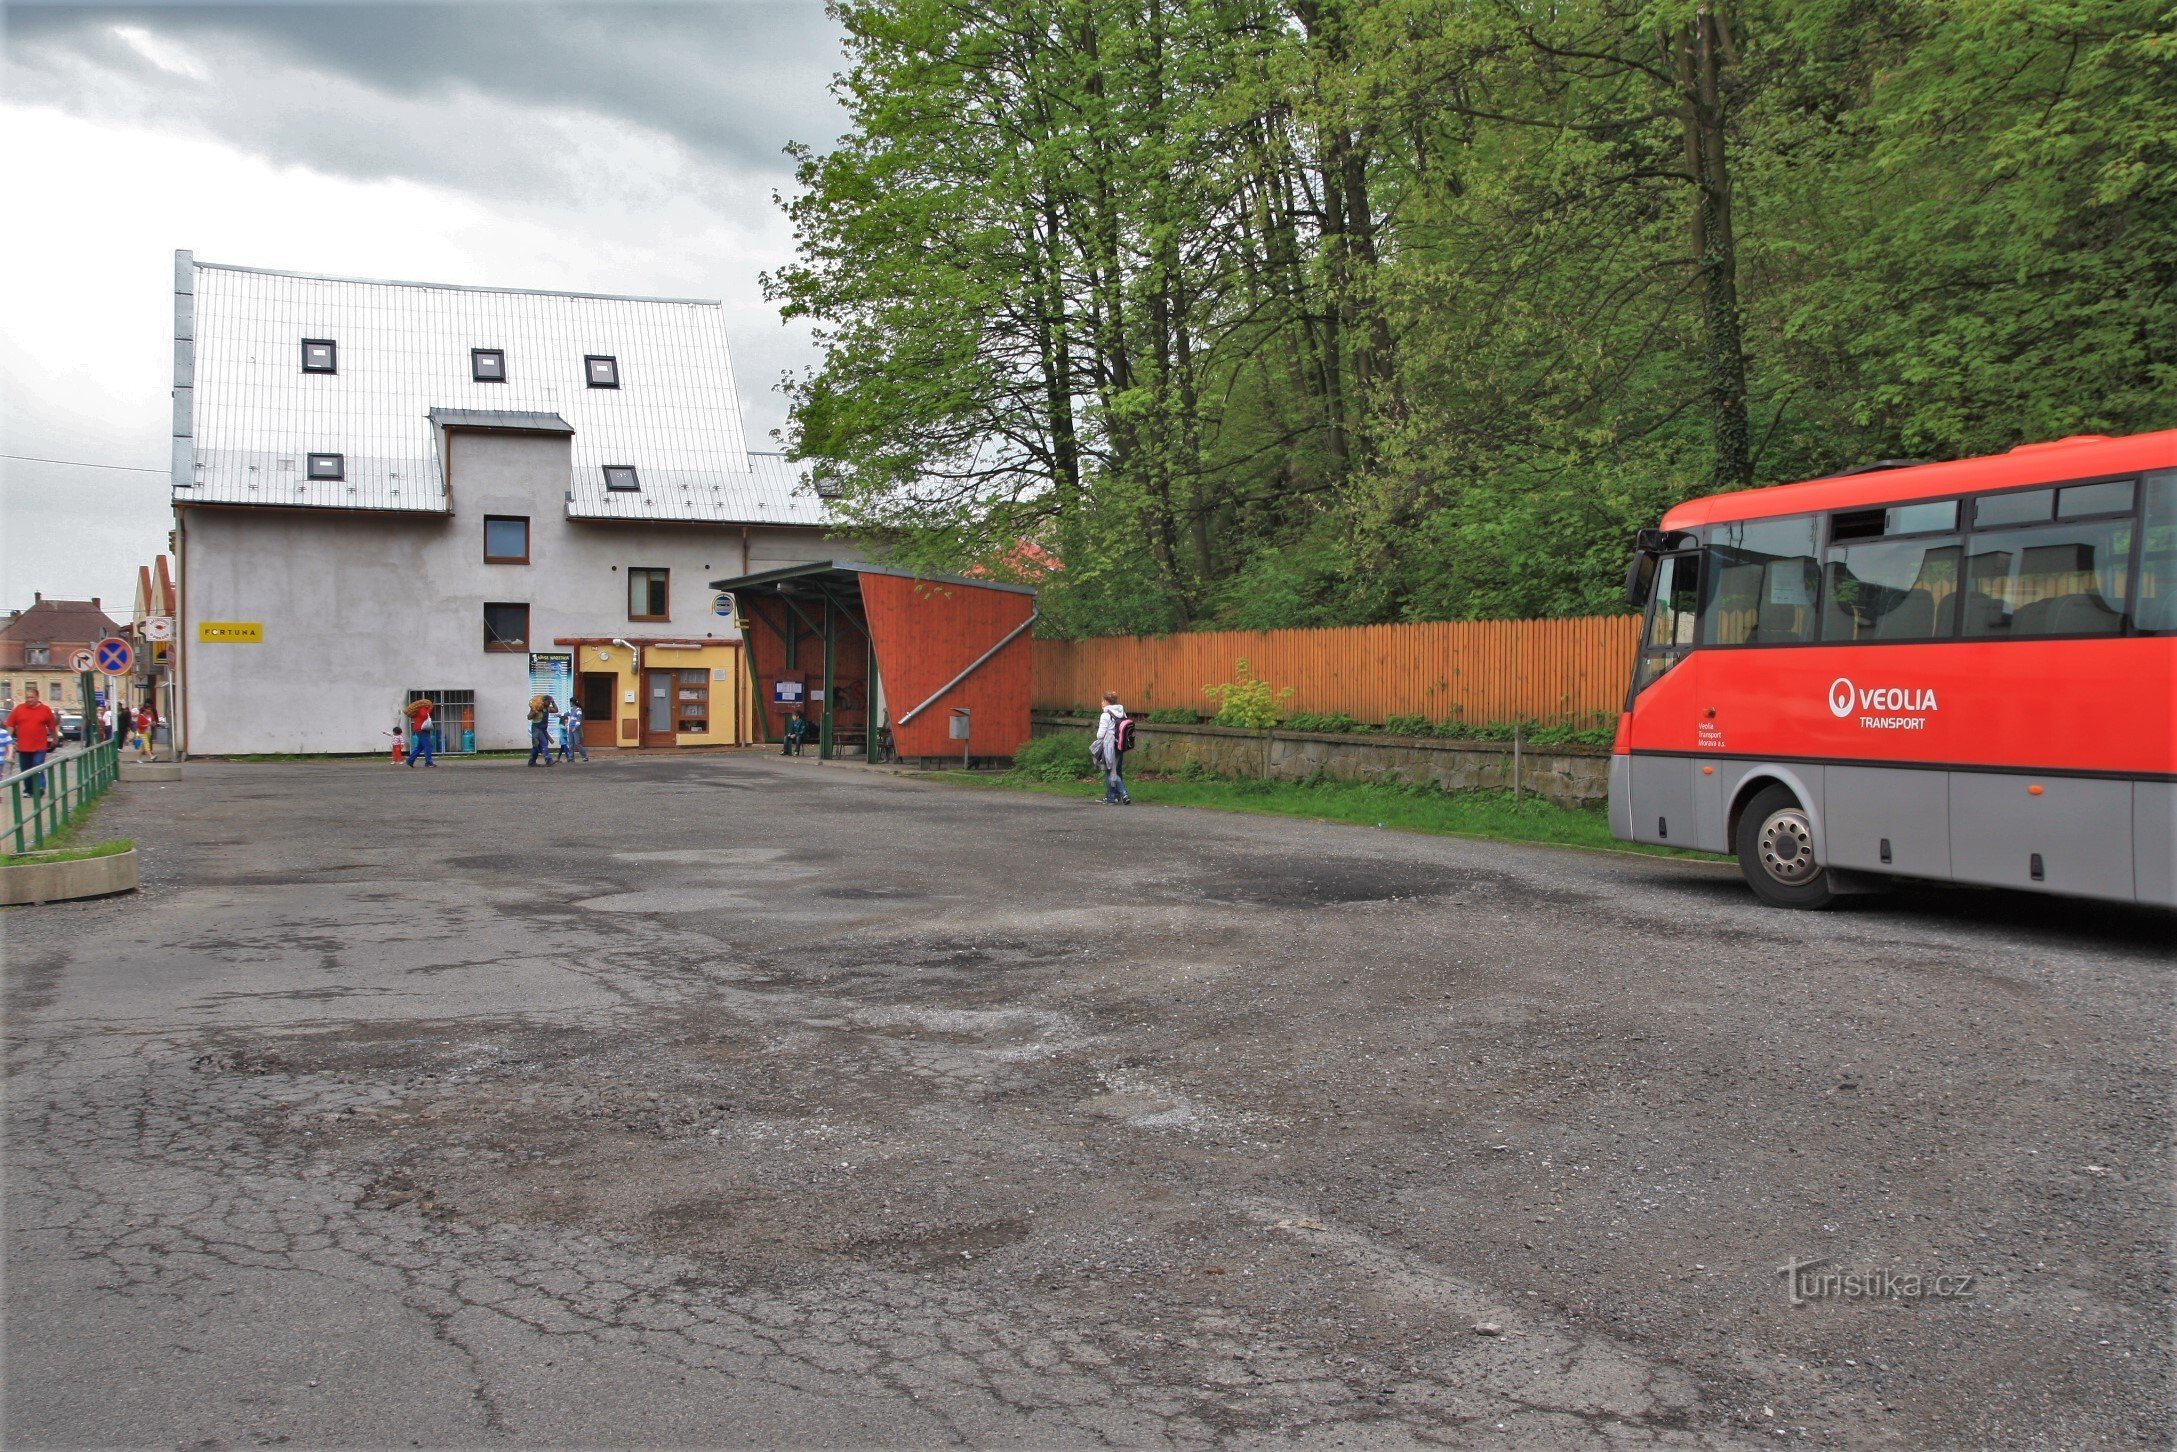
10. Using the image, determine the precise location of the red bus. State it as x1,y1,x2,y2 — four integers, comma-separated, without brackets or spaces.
1613,431,2175,908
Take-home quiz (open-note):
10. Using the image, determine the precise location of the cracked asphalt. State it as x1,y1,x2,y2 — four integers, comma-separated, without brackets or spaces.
3,754,2170,1448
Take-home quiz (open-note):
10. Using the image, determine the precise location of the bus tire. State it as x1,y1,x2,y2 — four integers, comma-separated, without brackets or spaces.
1736,784,1835,910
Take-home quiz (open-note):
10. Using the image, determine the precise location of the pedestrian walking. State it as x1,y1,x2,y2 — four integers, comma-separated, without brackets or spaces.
559,701,588,762
527,694,558,766
405,695,438,767
135,701,160,761
1092,691,1133,804
5,686,60,799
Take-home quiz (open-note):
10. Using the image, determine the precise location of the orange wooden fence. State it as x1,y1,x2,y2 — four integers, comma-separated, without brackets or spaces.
1032,615,1642,727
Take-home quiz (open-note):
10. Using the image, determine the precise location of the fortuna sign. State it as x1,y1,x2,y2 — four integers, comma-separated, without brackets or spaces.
1828,676,1939,728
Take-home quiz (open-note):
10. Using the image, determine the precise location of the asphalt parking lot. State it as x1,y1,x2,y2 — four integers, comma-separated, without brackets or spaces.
4,753,2170,1448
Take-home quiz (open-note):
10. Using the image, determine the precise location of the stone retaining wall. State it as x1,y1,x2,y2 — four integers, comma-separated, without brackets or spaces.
1032,714,1612,810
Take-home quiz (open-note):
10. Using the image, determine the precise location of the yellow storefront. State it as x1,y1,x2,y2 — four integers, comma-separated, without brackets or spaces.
555,638,748,749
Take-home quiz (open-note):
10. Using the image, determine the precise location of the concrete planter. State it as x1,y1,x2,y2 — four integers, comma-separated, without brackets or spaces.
1032,713,1613,810
0,848,140,906
121,761,184,784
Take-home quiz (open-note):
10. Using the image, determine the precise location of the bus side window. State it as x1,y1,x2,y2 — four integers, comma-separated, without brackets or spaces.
1964,520,2133,637
1821,538,1961,642
1650,551,1701,648
1702,516,1817,645
2139,470,2177,633
1634,551,1702,690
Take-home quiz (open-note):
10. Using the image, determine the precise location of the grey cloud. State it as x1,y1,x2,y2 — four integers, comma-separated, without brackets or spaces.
7,2,849,179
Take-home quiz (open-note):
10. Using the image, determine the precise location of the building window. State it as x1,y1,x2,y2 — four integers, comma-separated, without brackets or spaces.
307,453,344,481
0,681,11,702
676,669,710,733
471,347,507,382
484,516,530,564
405,689,477,754
484,603,529,652
24,645,49,666
301,339,337,374
603,465,640,492
629,568,669,621
585,355,620,389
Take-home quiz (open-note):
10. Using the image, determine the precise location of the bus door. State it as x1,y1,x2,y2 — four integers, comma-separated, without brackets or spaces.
1627,545,1703,844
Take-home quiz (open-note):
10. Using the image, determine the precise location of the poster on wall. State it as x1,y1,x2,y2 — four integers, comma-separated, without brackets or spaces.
528,652,574,747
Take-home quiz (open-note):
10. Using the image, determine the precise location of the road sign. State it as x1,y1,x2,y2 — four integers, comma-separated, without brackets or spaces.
94,637,134,675
143,616,174,641
70,648,95,672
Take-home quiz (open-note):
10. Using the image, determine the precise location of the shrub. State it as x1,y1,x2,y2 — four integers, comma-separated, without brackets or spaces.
1202,658,1293,729
1146,708,1201,724
1010,730,1094,782
1282,711,1363,734
1382,714,1434,737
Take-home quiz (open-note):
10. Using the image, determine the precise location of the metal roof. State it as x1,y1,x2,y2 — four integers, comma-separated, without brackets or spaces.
708,560,1040,596
426,408,573,434
175,254,827,524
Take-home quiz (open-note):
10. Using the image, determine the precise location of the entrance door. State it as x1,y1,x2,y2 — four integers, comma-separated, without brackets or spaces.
579,672,617,748
642,670,676,747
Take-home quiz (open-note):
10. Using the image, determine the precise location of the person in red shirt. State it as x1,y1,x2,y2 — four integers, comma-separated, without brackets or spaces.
6,686,60,797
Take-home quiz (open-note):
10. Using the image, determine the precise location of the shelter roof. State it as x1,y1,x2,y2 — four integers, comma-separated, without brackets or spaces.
707,560,1039,597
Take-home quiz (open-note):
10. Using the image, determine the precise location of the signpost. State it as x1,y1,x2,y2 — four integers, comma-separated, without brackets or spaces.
94,637,134,676
70,649,94,673
143,617,174,641
712,592,736,619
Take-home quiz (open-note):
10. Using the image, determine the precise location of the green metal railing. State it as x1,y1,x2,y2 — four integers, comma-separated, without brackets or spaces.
4,738,120,855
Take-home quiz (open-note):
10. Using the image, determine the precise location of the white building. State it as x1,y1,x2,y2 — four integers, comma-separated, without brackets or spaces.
169,251,850,755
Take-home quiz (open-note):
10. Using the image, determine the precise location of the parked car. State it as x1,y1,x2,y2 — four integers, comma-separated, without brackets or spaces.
59,712,84,742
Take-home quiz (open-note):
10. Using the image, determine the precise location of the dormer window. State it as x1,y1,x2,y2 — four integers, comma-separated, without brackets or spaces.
301,339,337,374
307,453,345,481
471,348,506,382
603,465,640,492
585,355,620,389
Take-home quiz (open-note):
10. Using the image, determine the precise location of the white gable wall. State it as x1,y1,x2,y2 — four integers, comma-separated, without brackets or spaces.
180,430,844,754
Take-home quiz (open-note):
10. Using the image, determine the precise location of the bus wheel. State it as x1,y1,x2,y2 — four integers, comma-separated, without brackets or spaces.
1737,785,1835,909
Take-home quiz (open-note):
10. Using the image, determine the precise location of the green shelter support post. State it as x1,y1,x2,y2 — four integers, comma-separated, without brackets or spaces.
819,596,837,760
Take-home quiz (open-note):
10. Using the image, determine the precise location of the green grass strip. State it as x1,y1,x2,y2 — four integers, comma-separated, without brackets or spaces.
5,838,134,866
934,769,1716,860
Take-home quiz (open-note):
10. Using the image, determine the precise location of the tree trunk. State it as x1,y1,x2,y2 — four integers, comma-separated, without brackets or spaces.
1676,12,1752,489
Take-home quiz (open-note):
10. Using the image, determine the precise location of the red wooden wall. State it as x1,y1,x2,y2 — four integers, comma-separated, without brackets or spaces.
740,594,870,745
861,574,1035,760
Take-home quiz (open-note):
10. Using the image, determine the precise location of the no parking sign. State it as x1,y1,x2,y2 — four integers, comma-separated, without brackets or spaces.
94,637,134,675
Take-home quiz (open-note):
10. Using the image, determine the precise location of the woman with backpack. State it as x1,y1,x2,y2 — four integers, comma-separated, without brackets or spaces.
526,695,558,767
1092,691,1133,805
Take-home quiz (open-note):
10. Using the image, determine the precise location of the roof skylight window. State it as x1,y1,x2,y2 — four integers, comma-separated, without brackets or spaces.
307,453,345,481
585,355,621,389
471,348,506,382
603,465,640,492
301,339,337,374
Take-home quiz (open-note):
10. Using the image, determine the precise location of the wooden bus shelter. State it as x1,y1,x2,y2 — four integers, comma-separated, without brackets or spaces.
709,561,1038,764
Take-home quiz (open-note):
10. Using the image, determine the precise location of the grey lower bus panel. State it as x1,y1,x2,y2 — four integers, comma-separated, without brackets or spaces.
1949,772,2133,902
2134,781,2176,907
1613,752,2167,904
1824,767,1951,878
1626,753,1696,845
1607,755,1633,841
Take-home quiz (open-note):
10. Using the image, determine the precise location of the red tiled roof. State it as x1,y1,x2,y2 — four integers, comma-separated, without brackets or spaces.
0,597,124,669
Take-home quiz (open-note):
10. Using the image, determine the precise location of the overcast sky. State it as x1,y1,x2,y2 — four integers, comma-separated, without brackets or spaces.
0,0,849,614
